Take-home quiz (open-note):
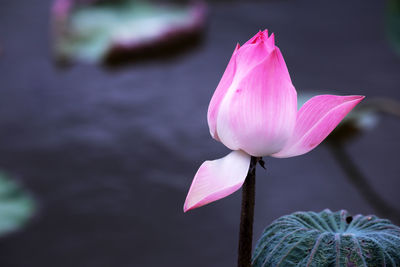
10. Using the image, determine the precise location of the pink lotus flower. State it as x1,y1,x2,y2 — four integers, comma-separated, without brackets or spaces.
184,30,364,212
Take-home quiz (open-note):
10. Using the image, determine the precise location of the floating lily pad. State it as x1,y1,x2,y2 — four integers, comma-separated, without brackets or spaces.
52,0,206,64
0,172,35,236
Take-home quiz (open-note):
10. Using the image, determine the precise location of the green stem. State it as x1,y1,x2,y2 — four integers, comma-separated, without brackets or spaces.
237,156,257,267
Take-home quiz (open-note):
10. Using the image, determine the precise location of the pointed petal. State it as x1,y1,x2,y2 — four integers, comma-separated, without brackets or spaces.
265,32,275,52
216,48,297,156
234,38,271,80
274,47,291,82
244,30,267,45
207,44,240,140
272,95,365,158
183,150,251,212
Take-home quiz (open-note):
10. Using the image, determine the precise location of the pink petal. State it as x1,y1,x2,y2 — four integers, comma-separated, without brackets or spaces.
272,95,365,158
52,0,72,18
264,32,275,52
183,150,251,212
234,37,271,80
207,43,240,140
273,47,291,82
216,48,297,157
208,30,277,142
244,29,268,45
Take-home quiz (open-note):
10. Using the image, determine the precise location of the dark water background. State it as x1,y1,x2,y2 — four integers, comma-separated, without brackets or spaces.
0,0,399,266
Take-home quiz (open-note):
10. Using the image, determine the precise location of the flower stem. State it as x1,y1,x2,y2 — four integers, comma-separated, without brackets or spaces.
237,156,257,267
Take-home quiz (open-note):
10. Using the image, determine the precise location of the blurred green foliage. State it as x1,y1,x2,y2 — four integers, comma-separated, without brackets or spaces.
0,172,35,236
388,0,400,55
54,0,202,63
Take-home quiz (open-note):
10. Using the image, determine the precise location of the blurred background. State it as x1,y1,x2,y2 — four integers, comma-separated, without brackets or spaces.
0,0,399,266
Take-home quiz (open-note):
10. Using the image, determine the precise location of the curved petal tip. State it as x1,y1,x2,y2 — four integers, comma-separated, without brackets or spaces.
183,150,251,212
272,95,364,158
